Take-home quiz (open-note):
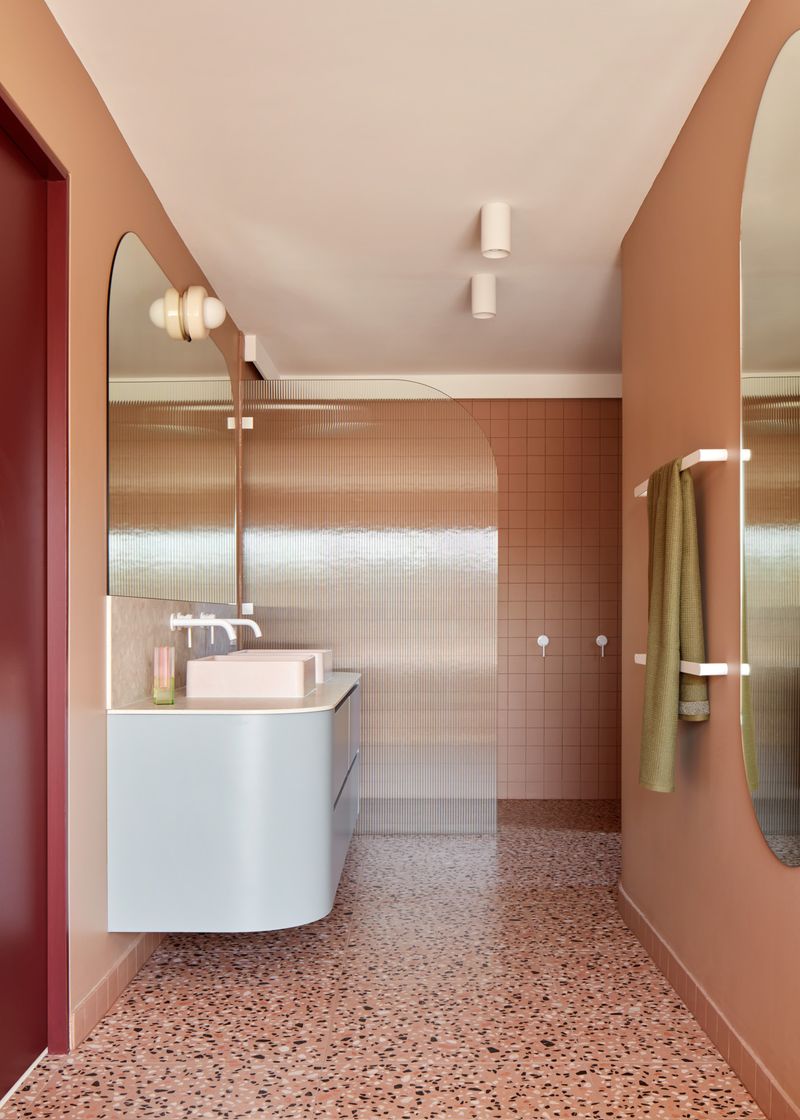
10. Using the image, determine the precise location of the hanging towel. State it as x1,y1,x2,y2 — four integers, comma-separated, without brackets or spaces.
639,460,709,792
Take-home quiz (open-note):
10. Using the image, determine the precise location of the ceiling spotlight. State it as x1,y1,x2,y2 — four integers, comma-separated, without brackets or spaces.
149,285,227,341
471,273,496,319
481,201,511,259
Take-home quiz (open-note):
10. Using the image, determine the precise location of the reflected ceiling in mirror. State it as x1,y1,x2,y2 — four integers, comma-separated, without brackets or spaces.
107,233,236,603
109,232,231,389
742,32,800,376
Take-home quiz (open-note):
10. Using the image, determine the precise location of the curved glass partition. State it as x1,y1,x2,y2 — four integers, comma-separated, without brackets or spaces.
240,379,498,834
741,33,800,865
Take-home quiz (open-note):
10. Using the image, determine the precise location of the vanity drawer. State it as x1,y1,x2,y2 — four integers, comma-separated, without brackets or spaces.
332,695,350,803
332,685,360,804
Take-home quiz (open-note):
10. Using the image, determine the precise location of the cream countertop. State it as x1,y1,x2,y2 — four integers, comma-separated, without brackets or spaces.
108,673,361,715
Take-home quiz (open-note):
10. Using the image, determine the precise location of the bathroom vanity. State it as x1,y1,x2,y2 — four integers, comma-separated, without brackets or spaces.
107,673,360,932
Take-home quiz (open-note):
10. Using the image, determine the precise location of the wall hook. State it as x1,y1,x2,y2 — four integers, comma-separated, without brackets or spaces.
537,635,550,658
596,635,608,658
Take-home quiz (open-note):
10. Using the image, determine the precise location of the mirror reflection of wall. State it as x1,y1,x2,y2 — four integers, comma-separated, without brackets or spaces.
741,32,800,867
107,233,236,603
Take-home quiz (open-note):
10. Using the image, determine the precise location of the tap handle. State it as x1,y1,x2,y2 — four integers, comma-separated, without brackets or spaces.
199,612,216,644
169,612,195,647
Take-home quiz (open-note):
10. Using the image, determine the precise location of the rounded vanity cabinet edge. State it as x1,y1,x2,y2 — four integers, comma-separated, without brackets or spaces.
106,677,361,932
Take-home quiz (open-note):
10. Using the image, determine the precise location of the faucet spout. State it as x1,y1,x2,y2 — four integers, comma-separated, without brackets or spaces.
216,620,238,643
220,619,263,640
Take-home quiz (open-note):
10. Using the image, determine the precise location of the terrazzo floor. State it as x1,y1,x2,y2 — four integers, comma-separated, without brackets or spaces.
1,801,764,1119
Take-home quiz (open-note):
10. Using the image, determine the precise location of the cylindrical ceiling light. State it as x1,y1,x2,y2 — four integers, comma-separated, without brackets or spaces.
471,273,496,319
481,201,511,259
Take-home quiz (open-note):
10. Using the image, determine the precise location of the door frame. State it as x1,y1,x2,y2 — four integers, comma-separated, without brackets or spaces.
0,89,70,1055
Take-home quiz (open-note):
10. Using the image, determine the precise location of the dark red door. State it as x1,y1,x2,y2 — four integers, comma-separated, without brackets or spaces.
0,125,48,1097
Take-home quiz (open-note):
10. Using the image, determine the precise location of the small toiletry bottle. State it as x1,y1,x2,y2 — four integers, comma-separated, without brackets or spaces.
153,645,175,705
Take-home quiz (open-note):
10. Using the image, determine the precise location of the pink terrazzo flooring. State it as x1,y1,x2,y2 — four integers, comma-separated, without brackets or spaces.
1,801,763,1119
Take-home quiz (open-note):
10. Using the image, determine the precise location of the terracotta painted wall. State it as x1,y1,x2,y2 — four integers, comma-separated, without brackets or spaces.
0,0,240,1017
460,399,621,799
622,0,800,1108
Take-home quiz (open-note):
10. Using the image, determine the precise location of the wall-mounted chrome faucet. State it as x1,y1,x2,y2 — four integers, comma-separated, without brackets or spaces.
169,612,261,649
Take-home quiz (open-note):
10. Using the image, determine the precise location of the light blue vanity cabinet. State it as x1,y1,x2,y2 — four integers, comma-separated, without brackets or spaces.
107,674,360,932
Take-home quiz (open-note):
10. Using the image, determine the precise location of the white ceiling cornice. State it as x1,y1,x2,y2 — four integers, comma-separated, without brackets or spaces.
268,372,621,398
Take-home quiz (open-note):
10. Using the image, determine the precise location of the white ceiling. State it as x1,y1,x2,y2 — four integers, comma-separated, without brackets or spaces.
47,0,747,377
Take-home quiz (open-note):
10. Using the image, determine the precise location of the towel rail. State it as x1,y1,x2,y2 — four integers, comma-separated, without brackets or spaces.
633,449,728,498
633,653,728,676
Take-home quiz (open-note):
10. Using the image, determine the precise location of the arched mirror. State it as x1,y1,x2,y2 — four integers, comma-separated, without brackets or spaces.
107,233,236,603
741,32,800,866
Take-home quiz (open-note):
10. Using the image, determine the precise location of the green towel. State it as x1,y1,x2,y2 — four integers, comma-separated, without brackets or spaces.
640,460,709,792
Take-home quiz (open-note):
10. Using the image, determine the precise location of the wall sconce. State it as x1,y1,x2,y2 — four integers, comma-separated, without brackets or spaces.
149,285,226,341
481,201,511,259
471,273,496,319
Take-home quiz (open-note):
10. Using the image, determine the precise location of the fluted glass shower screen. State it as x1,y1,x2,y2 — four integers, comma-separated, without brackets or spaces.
240,380,497,834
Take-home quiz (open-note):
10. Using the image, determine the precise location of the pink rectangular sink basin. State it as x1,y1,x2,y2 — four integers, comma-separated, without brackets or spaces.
229,648,333,685
186,655,316,699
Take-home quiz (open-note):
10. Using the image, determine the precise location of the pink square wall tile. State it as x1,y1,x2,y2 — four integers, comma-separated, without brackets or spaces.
463,397,620,801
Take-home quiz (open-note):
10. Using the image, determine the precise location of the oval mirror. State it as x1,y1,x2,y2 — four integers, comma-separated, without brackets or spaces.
741,33,800,866
107,233,236,603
